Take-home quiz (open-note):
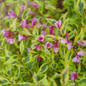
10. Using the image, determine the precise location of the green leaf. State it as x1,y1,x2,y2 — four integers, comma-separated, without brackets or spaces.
20,41,24,54
79,78,86,85
22,8,30,19
0,77,8,85
38,63,48,74
77,0,85,15
45,35,57,41
60,19,68,36
45,18,56,25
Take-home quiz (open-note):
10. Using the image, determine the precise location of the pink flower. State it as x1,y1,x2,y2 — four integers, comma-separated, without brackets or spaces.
20,20,28,28
54,20,62,29
77,40,86,47
46,15,51,18
2,29,13,38
41,31,47,35
77,50,84,56
61,39,67,44
36,23,41,28
43,24,47,29
27,48,31,53
45,42,53,49
35,44,40,50
20,4,27,14
72,56,80,63
48,26,55,35
8,10,17,18
67,42,73,50
53,43,59,53
18,34,28,41
70,72,78,80
29,11,36,15
37,57,43,62
31,18,38,26
5,37,15,44
32,2,38,10
38,35,44,42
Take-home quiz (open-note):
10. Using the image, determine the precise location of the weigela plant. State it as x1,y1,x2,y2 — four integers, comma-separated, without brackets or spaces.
0,0,86,86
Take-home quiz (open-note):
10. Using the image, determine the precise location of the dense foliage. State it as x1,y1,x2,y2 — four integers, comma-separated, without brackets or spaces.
0,0,86,86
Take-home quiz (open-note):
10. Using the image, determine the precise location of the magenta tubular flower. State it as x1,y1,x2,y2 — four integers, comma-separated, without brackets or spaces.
61,39,67,44
31,18,38,26
29,11,36,15
53,43,59,53
37,57,43,62
18,34,28,41
43,24,47,30
8,10,17,18
5,37,15,44
48,26,55,35
41,31,47,35
77,40,86,47
67,42,73,50
72,56,80,63
45,42,53,49
35,44,40,51
2,29,13,38
20,4,27,14
70,72,78,80
77,50,84,56
32,2,38,10
20,20,27,28
38,35,44,42
54,20,62,29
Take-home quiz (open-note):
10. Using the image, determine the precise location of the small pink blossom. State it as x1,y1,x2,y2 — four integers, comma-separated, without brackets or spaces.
27,48,31,53
67,42,74,50
37,57,43,62
32,2,38,10
41,31,47,35
46,15,51,18
38,35,44,42
29,11,36,15
77,50,84,56
36,23,41,28
70,72,78,80
53,43,59,53
54,20,62,29
45,42,53,49
31,18,38,26
77,40,86,47
5,37,15,44
8,10,17,18
72,56,80,63
35,44,40,50
48,26,55,35
43,24,47,29
18,34,28,41
20,4,27,14
61,39,67,44
20,20,27,28
2,29,13,38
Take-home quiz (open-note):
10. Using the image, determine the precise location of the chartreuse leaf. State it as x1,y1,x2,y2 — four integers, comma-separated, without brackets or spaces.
31,43,37,50
22,8,30,19
60,19,68,36
20,41,24,54
38,74,49,86
45,18,56,25
65,49,73,64
45,35,57,41
49,78,57,86
45,5,56,10
17,82,35,86
10,18,17,31
60,65,69,86
74,27,84,42
33,26,38,36
37,25,44,35
0,77,8,85
5,49,12,57
77,0,85,15
38,63,49,74
78,78,86,86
